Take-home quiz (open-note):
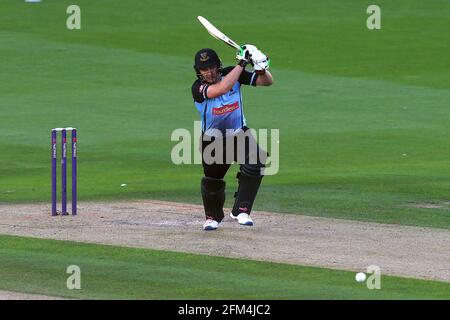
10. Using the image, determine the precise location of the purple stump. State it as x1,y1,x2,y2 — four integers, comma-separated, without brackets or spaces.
61,129,68,215
72,129,77,215
51,130,57,216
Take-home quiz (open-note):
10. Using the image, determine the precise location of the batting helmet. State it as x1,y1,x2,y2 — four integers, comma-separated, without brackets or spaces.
194,48,223,81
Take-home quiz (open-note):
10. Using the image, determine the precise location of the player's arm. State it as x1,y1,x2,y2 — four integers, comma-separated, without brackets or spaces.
204,48,251,98
237,68,273,87
255,70,273,86
206,64,246,98
246,46,272,86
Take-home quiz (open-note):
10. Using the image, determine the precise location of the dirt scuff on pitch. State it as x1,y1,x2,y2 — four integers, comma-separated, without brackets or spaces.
0,200,449,282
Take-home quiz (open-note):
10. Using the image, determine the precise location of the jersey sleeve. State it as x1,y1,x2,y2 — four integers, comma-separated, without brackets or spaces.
222,65,258,86
191,80,209,103
238,69,258,86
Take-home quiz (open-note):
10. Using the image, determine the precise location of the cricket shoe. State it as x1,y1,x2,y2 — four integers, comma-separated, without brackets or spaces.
230,212,254,226
203,219,219,231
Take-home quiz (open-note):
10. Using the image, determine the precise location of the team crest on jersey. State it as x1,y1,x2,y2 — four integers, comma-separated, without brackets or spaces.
200,52,209,62
213,101,239,115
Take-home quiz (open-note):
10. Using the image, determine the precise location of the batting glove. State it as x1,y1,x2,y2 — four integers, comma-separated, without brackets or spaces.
236,45,251,67
251,50,270,74
242,44,259,57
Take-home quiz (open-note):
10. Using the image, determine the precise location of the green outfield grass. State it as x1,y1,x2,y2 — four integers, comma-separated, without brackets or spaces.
0,235,448,299
0,0,449,228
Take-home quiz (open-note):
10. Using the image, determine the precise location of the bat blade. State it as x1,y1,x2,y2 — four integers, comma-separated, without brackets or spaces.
197,16,241,50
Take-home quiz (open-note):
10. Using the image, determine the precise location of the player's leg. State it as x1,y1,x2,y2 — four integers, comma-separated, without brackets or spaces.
201,136,230,230
231,129,268,226
202,163,230,220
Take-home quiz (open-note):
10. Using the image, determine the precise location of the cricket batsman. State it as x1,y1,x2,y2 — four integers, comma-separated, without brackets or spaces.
191,45,273,230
